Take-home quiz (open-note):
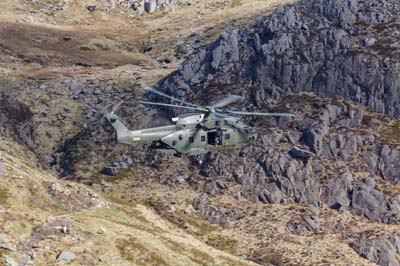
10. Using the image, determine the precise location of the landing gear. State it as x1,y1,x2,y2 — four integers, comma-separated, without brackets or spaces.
194,155,203,165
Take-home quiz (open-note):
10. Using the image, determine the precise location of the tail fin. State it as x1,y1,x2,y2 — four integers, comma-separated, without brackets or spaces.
105,112,130,143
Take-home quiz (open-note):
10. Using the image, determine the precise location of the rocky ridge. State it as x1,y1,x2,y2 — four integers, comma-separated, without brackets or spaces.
160,0,400,118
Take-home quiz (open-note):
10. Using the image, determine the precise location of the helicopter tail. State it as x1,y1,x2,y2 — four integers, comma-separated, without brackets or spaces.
104,100,131,144
105,112,131,142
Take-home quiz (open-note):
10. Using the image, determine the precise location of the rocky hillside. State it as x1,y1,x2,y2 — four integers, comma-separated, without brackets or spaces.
0,141,252,266
25,0,195,15
160,0,400,118
1,0,400,265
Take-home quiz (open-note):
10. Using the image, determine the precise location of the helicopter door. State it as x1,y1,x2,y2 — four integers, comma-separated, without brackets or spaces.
222,129,236,146
207,130,222,146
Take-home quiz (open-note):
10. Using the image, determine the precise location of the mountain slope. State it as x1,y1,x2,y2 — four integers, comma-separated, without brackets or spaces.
1,0,400,266
0,142,256,266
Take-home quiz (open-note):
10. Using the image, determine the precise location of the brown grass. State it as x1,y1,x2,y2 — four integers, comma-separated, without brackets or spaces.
0,186,10,205
232,0,243,7
116,237,168,265
380,121,400,144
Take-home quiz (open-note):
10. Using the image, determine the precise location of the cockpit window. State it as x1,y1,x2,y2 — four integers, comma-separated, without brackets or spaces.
179,135,183,140
189,136,194,143
225,134,230,140
201,136,206,142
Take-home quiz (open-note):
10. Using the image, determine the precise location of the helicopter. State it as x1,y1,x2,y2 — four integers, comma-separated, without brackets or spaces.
105,83,296,156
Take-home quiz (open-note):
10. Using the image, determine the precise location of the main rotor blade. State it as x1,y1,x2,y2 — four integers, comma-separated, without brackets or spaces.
227,111,297,117
137,82,198,107
137,101,206,112
211,95,244,108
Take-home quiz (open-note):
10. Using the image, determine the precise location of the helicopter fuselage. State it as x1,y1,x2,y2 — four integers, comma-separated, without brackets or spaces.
106,112,256,156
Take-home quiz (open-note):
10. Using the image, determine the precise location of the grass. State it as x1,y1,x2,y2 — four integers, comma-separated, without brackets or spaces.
231,0,243,7
182,213,219,236
79,45,95,51
116,237,168,266
377,183,400,198
206,234,239,256
380,121,400,144
162,239,216,266
0,187,10,206
374,38,393,47
190,248,216,266
86,206,150,228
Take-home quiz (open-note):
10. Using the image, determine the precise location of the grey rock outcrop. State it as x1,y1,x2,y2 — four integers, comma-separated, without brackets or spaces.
160,0,400,119
352,178,400,224
57,251,76,262
4,256,18,266
323,171,353,210
364,145,400,185
353,234,400,266
289,146,313,159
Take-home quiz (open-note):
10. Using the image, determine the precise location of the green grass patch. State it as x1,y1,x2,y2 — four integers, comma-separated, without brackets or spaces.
116,237,168,266
231,0,243,7
86,206,149,226
79,45,95,51
374,38,393,47
206,235,239,256
0,187,10,206
189,248,216,266
182,213,219,236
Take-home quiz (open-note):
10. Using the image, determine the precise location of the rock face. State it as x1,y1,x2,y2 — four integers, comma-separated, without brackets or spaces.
353,234,400,266
352,178,400,224
152,0,400,229
189,97,400,227
160,0,400,118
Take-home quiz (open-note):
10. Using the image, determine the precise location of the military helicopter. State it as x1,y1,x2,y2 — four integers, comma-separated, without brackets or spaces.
105,83,296,156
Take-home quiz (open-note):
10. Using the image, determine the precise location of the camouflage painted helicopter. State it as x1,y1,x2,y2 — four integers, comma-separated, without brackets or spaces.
105,83,296,156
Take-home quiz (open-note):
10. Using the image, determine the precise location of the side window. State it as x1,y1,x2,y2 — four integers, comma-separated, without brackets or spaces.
225,134,230,140
201,136,206,142
179,135,183,141
189,136,194,143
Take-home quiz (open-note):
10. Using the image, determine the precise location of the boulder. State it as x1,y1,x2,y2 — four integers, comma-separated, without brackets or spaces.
5,256,18,266
352,234,400,266
101,167,118,176
352,179,400,224
324,171,353,210
57,251,76,262
289,146,313,159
